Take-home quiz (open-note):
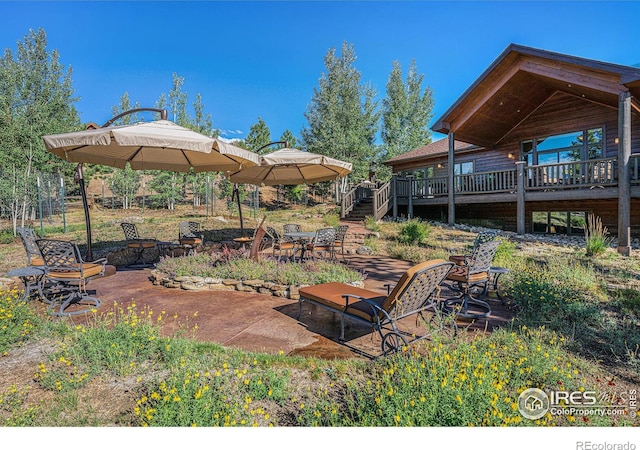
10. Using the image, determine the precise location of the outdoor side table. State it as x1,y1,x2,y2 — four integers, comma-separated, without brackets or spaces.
157,241,175,258
488,266,510,305
6,266,46,302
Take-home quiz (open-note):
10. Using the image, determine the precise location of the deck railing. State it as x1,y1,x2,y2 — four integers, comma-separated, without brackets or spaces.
455,169,517,194
525,157,616,190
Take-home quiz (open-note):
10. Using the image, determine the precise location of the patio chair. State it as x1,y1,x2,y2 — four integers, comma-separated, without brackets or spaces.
36,238,107,316
444,239,501,320
17,227,45,266
121,222,158,267
178,221,204,256
332,225,349,263
298,259,455,356
267,227,297,262
449,230,497,266
306,227,336,261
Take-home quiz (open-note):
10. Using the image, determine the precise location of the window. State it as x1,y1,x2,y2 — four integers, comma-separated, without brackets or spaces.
454,161,474,175
532,211,587,235
521,127,603,165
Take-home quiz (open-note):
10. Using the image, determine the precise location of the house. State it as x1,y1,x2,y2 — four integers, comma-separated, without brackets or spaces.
383,43,640,255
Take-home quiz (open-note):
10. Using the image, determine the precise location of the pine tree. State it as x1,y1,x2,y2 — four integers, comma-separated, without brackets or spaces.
301,42,379,182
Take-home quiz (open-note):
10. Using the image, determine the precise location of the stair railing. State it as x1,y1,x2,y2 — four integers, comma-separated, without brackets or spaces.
371,180,391,221
340,181,376,218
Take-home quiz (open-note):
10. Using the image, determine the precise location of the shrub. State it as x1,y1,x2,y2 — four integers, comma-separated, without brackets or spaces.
363,216,381,232
323,213,340,228
0,288,42,354
398,219,431,245
584,214,612,257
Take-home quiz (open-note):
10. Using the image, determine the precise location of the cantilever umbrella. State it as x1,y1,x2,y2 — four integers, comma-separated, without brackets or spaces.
228,147,352,186
43,111,260,259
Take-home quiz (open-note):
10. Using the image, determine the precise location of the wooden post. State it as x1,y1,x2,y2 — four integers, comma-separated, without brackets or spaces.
392,173,398,220
617,91,632,256
407,174,414,219
448,132,455,225
516,161,526,235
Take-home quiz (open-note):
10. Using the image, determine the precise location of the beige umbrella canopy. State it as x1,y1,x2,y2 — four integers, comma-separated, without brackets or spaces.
43,119,259,173
42,111,260,259
229,147,352,186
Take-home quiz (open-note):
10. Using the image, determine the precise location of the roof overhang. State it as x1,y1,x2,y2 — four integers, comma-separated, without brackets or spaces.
432,44,640,148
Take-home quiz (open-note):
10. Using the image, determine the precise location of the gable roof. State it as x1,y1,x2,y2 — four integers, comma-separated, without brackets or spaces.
431,43,640,148
384,137,477,166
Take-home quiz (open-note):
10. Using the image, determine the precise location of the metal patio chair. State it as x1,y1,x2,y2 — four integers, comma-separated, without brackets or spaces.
36,238,107,316
17,227,45,267
332,225,349,263
178,221,204,256
121,222,158,267
306,227,336,261
444,239,501,320
298,259,455,356
449,230,498,266
267,227,296,262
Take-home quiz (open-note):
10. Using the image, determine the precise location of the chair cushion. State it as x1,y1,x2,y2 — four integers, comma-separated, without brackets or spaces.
274,242,295,250
30,256,45,266
179,238,202,246
446,266,489,283
448,255,467,266
299,282,386,323
48,263,104,279
127,240,158,249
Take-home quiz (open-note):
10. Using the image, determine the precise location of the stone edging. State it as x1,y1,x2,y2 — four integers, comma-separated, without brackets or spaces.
149,270,365,301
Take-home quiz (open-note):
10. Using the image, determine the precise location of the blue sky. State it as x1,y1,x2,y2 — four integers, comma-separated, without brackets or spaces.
2,1,640,144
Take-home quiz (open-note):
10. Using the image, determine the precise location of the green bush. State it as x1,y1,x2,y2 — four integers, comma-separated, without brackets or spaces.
323,213,340,228
0,288,42,354
363,216,381,232
398,219,431,245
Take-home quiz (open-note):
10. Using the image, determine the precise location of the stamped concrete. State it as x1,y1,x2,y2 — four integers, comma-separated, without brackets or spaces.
78,254,516,360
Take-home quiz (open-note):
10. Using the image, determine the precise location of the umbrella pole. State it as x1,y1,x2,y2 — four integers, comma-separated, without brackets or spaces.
74,163,93,260
234,184,244,236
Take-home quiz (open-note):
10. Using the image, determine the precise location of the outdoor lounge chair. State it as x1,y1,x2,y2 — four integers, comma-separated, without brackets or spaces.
178,221,204,256
121,222,158,267
36,238,107,316
298,259,455,356
444,239,501,320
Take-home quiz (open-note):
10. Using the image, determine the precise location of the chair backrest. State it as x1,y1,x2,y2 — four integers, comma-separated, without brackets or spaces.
179,221,201,239
121,222,140,241
313,227,336,246
283,224,301,234
473,230,497,248
17,227,42,265
468,240,501,276
266,226,280,242
36,239,83,272
383,259,454,318
335,225,349,242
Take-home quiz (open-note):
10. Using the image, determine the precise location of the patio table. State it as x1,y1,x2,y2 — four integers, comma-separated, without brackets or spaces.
283,231,316,261
6,266,46,302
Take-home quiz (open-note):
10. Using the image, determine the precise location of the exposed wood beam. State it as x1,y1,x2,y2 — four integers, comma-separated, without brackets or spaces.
495,91,558,145
632,97,640,115
520,59,626,95
449,61,521,133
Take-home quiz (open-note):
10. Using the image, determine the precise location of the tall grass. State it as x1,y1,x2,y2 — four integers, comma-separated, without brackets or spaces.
584,214,613,257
